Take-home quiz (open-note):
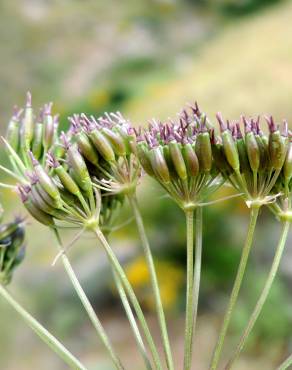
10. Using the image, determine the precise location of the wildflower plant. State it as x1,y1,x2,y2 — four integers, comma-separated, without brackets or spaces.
0,93,291,370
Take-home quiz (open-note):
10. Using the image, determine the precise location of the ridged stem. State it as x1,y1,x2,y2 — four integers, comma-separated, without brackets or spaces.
276,354,292,370
225,220,290,370
94,228,163,370
112,267,153,370
0,284,87,370
184,210,194,370
128,194,174,370
209,206,259,370
54,229,124,370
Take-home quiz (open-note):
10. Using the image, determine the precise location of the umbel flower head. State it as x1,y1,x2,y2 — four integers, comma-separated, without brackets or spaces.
0,208,26,286
214,113,288,208
68,112,140,196
135,104,223,211
3,92,61,184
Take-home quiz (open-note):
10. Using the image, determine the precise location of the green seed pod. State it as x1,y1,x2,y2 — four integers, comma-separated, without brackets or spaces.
136,142,155,176
75,132,99,166
236,138,250,174
21,92,34,150
182,143,199,177
169,141,187,180
269,130,287,170
101,127,126,156
212,142,231,174
195,132,212,172
32,122,43,160
6,110,21,152
55,165,80,196
66,143,92,193
18,187,54,227
255,134,269,171
30,155,61,202
30,184,64,218
221,130,240,172
149,146,170,184
245,131,260,173
43,104,54,150
89,129,115,162
35,182,61,209
283,142,292,182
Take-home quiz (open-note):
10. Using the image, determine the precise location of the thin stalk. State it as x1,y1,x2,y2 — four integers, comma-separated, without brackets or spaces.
0,284,87,370
224,221,290,370
53,229,124,370
191,207,203,348
184,210,194,370
276,354,292,370
112,267,153,370
94,228,163,370
209,206,259,370
128,194,174,370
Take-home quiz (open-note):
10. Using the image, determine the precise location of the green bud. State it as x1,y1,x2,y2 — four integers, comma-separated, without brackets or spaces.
6,111,21,152
30,185,64,219
35,182,62,209
182,143,199,177
237,138,250,173
101,127,126,156
195,132,212,172
21,92,34,150
32,122,43,160
55,165,80,196
169,141,187,180
212,142,231,174
255,134,269,171
283,142,292,183
245,132,260,172
269,131,287,170
137,142,155,176
222,130,240,172
75,132,99,166
89,129,115,162
43,104,54,150
149,146,170,184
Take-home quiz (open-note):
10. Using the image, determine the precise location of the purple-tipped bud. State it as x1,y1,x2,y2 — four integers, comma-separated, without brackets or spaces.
216,112,227,132
21,92,34,150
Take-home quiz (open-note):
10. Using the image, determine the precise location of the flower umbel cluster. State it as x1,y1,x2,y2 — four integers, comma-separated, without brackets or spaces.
136,105,222,211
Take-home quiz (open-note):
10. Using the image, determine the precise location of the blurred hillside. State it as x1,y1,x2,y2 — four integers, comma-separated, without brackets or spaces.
0,1,292,370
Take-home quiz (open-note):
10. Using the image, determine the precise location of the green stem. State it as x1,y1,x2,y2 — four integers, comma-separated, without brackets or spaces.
276,354,292,370
209,206,259,370
128,194,174,370
224,221,290,370
53,230,124,370
191,207,203,348
112,267,153,370
0,284,87,370
94,228,163,370
184,210,194,370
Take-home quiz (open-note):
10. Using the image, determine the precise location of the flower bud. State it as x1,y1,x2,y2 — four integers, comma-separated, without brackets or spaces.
217,114,240,172
32,122,43,160
6,107,22,152
88,128,115,162
43,103,54,150
169,141,187,180
243,119,260,173
235,123,250,173
149,146,170,184
47,153,80,196
29,152,61,202
182,143,199,177
101,127,126,156
267,118,287,170
283,142,292,183
18,186,54,226
21,92,34,150
76,131,99,166
136,142,155,176
195,132,212,172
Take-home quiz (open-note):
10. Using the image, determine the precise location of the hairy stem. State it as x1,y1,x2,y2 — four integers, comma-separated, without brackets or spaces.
112,267,153,370
225,220,290,370
54,229,124,370
128,194,174,370
0,284,87,370
209,206,259,370
94,228,163,370
184,210,194,370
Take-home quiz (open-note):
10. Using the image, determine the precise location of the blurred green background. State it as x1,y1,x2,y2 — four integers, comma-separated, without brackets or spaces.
0,0,292,369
